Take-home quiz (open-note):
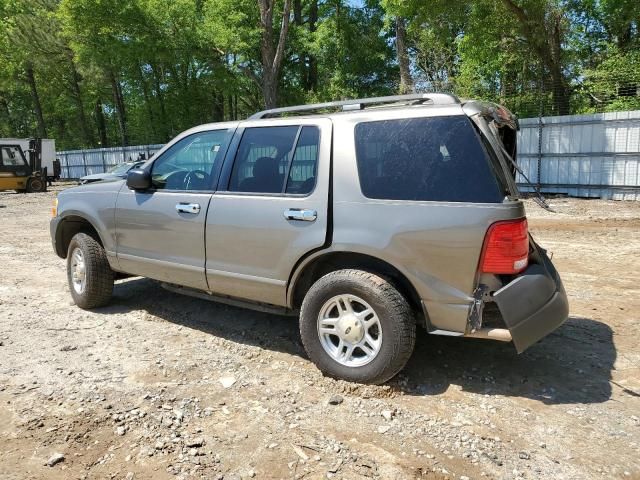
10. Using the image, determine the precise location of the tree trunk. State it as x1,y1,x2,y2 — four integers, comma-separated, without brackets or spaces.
25,62,47,138
293,0,302,24
501,0,570,115
234,93,238,120
137,64,158,139
293,0,307,89
258,0,292,109
212,91,225,121
226,93,234,121
0,94,13,130
69,60,94,146
396,17,413,94
109,70,129,147
549,14,570,115
94,99,108,147
150,63,169,140
307,0,318,91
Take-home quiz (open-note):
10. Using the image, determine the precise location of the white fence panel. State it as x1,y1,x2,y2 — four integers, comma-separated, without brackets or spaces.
58,144,164,179
517,110,640,200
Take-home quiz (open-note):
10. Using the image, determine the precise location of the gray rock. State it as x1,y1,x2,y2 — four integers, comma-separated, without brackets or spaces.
186,437,205,447
328,395,343,405
45,452,65,467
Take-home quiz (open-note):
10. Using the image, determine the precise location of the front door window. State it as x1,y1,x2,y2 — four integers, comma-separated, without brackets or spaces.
151,130,232,191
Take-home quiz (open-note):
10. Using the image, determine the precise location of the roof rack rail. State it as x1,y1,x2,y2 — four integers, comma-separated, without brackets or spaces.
249,93,460,119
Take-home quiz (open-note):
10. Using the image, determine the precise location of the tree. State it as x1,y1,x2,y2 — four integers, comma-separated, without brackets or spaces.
258,0,292,108
500,0,572,115
395,17,413,94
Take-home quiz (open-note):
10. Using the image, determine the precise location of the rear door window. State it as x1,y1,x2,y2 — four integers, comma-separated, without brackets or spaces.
228,125,320,195
354,116,504,203
285,127,320,195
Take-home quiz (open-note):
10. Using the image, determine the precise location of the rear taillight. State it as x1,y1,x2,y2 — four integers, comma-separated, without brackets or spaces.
480,218,529,274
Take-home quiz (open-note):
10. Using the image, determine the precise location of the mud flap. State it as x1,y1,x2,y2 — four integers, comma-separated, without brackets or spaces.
492,257,569,353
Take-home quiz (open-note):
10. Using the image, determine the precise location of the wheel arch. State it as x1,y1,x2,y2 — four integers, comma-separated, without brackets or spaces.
288,250,424,320
54,214,105,258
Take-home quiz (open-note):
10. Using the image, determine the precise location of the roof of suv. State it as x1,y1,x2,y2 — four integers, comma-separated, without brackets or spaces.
173,94,517,143
249,93,462,120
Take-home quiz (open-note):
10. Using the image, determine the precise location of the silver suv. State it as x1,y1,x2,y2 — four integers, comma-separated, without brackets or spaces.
50,94,569,384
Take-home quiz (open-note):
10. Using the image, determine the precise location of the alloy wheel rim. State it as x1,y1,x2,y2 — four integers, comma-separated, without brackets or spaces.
70,247,86,294
317,294,382,367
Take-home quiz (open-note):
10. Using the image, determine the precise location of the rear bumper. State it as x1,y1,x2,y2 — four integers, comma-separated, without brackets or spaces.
490,245,569,352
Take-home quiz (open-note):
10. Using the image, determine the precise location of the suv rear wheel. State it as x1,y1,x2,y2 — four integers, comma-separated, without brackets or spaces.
299,269,416,384
66,233,114,309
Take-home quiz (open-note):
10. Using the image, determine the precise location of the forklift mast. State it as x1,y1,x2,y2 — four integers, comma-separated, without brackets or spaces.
28,138,42,172
28,138,47,184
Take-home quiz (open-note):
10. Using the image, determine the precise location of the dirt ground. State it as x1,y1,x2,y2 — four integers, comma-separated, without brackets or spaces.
0,186,639,480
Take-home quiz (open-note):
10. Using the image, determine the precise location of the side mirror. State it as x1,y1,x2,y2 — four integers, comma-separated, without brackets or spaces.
126,168,151,190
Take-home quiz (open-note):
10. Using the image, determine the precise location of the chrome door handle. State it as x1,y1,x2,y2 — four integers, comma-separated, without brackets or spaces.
176,203,201,214
284,208,317,222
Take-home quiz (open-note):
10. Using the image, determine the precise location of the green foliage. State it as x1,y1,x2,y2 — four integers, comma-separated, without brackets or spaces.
582,47,640,112
0,0,638,149
311,1,395,100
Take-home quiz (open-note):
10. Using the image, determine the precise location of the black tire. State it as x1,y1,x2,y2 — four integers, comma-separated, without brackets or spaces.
66,233,114,309
26,176,46,193
299,269,416,384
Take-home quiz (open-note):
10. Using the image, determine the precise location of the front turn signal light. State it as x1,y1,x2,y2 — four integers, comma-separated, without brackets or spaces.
52,197,58,217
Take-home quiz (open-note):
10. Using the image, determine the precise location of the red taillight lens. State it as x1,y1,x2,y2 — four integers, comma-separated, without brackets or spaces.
480,219,529,274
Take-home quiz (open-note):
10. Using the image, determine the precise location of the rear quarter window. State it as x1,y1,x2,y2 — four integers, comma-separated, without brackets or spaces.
354,116,504,203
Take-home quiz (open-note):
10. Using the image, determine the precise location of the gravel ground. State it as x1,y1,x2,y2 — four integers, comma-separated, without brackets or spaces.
0,186,639,480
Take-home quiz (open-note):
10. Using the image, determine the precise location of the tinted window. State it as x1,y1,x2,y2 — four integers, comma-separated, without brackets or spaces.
229,125,320,195
354,116,503,203
285,127,319,194
151,130,231,190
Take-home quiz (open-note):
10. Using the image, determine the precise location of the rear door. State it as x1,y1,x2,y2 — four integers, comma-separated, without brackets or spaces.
115,127,234,290
205,118,331,306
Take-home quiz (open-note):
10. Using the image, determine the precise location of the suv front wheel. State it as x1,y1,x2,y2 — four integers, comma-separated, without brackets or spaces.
66,233,114,309
299,269,416,384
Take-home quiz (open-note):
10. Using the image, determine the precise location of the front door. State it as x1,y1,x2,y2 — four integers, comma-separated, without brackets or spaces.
205,118,331,306
115,127,234,290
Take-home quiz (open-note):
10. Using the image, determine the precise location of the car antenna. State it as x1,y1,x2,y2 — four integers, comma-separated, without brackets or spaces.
497,142,555,213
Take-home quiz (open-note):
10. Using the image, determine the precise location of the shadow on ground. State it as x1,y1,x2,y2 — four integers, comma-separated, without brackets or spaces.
100,277,615,406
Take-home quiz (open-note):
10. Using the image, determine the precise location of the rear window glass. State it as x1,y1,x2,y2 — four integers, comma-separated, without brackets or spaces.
354,116,503,203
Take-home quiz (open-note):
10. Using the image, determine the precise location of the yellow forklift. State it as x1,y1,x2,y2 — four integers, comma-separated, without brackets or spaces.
0,139,48,192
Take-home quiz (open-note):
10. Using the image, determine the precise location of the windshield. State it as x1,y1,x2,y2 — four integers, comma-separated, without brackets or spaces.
0,146,27,167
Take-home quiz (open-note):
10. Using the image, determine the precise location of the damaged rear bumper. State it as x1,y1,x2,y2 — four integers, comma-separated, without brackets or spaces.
470,244,569,353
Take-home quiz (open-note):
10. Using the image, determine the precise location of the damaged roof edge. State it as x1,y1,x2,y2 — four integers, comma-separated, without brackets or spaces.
462,100,520,131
